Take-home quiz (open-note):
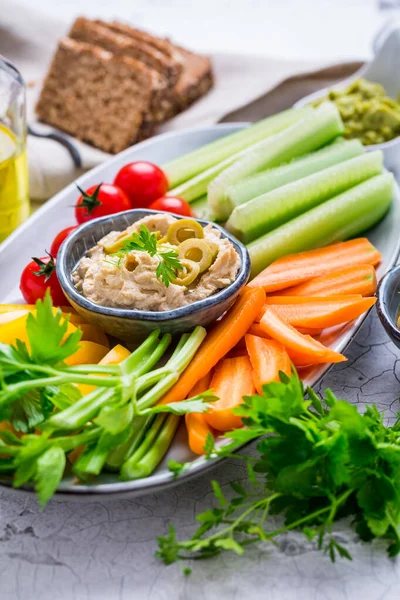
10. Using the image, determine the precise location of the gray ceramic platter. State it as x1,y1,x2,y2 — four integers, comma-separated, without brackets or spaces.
1,123,400,500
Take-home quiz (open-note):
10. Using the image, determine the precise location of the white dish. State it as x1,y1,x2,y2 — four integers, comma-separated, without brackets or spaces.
295,23,400,175
1,124,400,500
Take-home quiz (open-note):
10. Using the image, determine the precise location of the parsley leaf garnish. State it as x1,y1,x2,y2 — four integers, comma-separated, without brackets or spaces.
19,291,81,366
112,225,182,287
157,370,400,567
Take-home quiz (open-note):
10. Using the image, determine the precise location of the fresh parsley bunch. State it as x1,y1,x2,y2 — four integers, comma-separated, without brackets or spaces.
157,371,400,565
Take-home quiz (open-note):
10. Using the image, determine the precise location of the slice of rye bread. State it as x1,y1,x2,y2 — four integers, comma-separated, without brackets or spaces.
103,20,184,66
69,17,178,123
99,20,214,118
35,37,154,154
167,45,214,117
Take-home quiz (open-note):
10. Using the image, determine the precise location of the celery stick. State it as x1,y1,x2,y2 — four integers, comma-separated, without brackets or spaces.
227,150,383,243
248,172,394,277
225,138,364,213
121,414,180,481
163,107,313,188
168,152,243,203
191,195,214,221
209,102,344,220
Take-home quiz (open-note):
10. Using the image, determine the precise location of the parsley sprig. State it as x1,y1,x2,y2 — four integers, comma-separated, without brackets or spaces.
157,371,400,566
111,225,182,287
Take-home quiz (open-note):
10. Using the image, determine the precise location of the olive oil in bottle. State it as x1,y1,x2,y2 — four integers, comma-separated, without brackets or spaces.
0,58,29,242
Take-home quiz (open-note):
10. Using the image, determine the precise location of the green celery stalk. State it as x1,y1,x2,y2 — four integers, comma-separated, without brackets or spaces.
191,195,213,221
120,413,167,472
225,138,364,213
163,107,313,188
226,150,383,243
208,102,344,220
121,414,180,481
248,172,394,277
105,415,154,471
104,326,206,471
167,153,242,203
45,330,168,431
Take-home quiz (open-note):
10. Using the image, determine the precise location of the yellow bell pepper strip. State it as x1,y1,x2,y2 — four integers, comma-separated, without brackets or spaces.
64,341,109,367
0,310,31,325
77,344,131,396
79,324,110,348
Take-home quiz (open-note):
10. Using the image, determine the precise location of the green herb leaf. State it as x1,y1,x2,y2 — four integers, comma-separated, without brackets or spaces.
35,445,66,508
21,292,81,366
140,391,217,416
111,225,182,287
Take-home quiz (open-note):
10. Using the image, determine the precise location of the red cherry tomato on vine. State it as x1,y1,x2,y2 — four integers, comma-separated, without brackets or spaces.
20,253,66,306
148,196,192,217
114,162,168,208
75,183,131,224
50,226,77,256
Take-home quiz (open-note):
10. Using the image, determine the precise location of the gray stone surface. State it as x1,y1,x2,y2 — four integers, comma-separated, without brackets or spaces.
1,309,400,600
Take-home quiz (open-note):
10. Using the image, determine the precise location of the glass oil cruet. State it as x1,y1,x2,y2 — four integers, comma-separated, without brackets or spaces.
0,56,29,242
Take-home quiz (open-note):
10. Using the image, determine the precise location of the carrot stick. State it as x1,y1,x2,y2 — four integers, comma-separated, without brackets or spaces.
248,323,271,338
277,264,377,297
296,326,324,336
259,307,346,365
159,286,266,405
205,356,255,432
185,373,214,455
245,335,291,394
263,295,376,328
248,238,381,292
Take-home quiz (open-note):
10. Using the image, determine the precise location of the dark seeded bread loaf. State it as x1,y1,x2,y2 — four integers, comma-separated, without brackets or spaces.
166,46,214,117
69,18,178,123
70,17,181,87
36,38,153,154
99,20,214,118
100,20,184,71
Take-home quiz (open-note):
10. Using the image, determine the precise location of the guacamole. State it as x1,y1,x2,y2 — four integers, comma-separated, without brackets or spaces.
314,78,400,145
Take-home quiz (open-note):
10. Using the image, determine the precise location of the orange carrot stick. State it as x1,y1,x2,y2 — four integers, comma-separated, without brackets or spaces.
296,326,324,336
277,264,377,298
259,307,346,365
263,295,376,329
248,323,271,338
245,335,291,394
248,238,381,292
205,356,255,432
159,286,266,405
185,373,214,456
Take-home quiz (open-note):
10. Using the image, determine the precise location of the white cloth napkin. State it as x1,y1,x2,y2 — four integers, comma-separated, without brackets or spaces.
1,1,321,201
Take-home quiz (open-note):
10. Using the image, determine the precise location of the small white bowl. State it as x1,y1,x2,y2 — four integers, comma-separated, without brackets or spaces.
295,22,400,175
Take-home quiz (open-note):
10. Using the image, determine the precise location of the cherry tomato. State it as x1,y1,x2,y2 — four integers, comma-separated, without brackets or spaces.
114,162,168,208
50,226,77,256
20,253,66,306
75,183,131,224
148,196,192,217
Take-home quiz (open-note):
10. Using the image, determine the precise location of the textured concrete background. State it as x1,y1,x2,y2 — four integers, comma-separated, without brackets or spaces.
1,308,400,600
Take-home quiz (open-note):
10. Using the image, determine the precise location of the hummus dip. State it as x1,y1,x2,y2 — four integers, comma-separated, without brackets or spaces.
73,214,240,311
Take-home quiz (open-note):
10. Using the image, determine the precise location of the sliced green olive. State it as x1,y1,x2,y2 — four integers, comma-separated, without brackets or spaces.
171,259,200,286
103,232,132,254
178,239,213,274
206,241,219,260
167,219,204,245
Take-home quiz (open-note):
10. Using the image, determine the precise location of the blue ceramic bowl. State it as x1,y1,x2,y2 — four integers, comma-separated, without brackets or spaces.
57,209,250,342
376,264,400,348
